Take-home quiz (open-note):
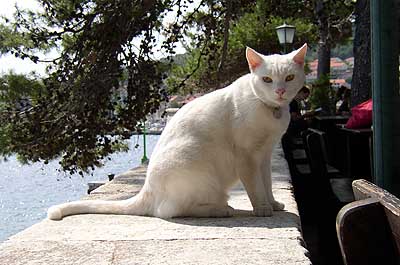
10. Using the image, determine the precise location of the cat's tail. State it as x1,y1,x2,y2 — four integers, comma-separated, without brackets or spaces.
47,190,153,220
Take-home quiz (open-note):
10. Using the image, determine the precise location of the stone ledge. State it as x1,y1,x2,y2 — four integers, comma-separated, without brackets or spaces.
0,146,311,265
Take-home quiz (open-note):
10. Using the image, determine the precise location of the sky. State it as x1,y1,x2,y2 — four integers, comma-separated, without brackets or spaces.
0,0,48,75
0,0,189,76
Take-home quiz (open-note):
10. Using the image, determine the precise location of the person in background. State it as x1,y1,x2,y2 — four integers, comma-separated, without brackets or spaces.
336,88,351,115
287,86,312,136
335,86,347,105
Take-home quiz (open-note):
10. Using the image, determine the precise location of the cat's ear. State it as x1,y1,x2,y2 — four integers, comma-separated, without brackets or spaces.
246,47,263,71
292,43,307,65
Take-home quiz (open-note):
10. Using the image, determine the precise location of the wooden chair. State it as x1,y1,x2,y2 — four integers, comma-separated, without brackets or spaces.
281,132,315,223
281,132,311,178
304,129,354,204
336,179,400,265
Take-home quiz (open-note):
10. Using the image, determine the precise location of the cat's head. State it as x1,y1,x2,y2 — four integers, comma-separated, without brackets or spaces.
246,44,307,107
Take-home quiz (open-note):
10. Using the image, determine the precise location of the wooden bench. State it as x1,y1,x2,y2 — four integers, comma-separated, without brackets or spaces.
281,133,311,178
303,128,354,204
281,131,339,179
336,179,400,265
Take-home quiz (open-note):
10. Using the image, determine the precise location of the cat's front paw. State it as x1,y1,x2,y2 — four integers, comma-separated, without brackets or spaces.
272,201,285,211
253,205,273,217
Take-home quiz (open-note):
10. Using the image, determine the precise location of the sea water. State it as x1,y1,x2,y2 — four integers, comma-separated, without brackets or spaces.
0,135,160,242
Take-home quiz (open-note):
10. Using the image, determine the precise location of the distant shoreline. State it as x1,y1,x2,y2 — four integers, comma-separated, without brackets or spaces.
132,130,162,135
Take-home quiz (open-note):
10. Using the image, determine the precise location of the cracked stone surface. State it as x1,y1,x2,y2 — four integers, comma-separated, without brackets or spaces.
0,145,311,265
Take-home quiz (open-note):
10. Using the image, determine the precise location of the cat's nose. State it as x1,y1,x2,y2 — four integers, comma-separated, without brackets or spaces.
275,88,286,97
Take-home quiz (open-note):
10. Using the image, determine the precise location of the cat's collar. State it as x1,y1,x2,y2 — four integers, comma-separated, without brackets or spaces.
271,106,282,119
261,99,285,119
263,102,283,119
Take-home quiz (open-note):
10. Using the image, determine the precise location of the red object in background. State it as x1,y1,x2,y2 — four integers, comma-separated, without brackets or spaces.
346,99,373,129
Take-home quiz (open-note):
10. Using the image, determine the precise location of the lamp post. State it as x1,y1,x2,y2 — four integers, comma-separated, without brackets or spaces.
141,122,149,165
275,23,296,54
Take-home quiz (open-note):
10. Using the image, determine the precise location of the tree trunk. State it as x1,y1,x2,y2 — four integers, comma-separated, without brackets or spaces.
351,0,371,107
317,40,331,78
315,0,331,78
216,1,232,89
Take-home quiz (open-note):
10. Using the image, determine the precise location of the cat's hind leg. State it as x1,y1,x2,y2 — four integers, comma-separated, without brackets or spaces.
155,199,234,218
185,204,234,218
155,199,182,219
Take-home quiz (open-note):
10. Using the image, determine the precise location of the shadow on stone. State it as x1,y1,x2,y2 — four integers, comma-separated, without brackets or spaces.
167,210,300,228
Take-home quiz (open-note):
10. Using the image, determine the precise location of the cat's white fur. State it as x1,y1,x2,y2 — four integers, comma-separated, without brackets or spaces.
48,44,307,220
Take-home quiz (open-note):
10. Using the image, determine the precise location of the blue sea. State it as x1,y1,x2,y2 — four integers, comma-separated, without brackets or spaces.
0,135,160,242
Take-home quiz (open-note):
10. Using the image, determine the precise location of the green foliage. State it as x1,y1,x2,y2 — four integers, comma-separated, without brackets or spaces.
0,0,195,174
166,50,206,94
167,1,319,94
331,40,354,59
0,72,44,105
307,40,354,61
230,15,317,54
166,0,256,93
309,75,336,115
0,73,45,157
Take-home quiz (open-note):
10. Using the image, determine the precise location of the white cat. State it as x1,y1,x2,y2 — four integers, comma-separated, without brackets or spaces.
48,44,307,220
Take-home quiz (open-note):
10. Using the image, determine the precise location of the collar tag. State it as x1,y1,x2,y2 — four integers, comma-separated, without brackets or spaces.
272,107,282,119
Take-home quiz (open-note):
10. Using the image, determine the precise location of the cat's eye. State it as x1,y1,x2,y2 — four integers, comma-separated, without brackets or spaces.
285,74,295,82
262,76,273,83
